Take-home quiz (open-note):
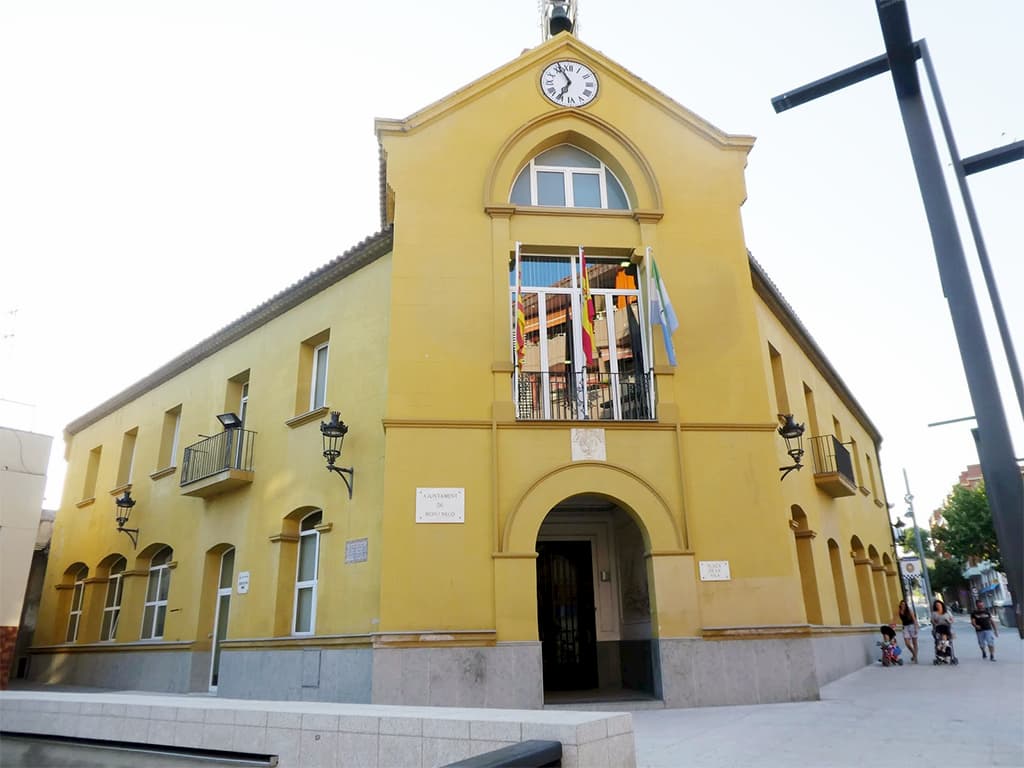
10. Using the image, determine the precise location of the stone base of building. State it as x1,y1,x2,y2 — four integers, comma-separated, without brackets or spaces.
25,629,877,707
1,626,18,690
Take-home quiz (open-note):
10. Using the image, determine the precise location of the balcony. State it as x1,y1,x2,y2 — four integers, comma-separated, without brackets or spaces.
808,434,857,497
516,370,654,421
180,428,256,498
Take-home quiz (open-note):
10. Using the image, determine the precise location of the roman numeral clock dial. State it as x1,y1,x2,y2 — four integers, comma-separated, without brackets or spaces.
540,60,599,108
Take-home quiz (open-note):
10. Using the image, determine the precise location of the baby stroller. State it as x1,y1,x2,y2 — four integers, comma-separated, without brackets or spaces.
878,625,903,667
932,624,958,665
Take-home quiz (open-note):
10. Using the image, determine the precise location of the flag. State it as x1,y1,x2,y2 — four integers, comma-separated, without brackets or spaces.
579,246,596,367
515,241,526,369
649,250,679,365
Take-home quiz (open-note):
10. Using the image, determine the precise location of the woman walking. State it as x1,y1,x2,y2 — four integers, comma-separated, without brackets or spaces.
897,599,919,663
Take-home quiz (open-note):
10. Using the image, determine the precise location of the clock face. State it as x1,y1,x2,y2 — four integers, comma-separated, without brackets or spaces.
540,60,599,108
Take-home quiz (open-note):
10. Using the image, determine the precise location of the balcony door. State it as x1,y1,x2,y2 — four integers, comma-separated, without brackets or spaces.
209,548,234,691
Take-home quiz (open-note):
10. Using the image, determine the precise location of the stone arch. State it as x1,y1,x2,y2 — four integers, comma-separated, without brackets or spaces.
61,561,89,583
96,552,127,577
882,552,903,617
849,535,876,623
486,111,662,210
790,506,822,624
135,542,173,570
827,538,852,625
271,506,324,636
868,545,891,622
503,461,681,554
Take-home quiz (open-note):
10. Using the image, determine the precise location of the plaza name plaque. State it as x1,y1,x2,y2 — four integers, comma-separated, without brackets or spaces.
699,560,731,581
345,538,369,564
415,487,465,523
237,571,250,594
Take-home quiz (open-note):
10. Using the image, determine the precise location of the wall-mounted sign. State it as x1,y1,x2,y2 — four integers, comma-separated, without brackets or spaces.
900,558,922,577
345,538,369,564
416,488,465,523
237,571,250,594
699,560,731,582
571,428,606,462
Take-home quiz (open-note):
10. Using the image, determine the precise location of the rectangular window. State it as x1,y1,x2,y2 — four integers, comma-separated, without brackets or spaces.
141,549,172,640
537,172,566,206
116,428,138,487
768,343,790,414
802,384,819,437
866,455,879,500
66,572,86,642
100,559,126,641
511,253,650,421
82,446,102,501
849,436,863,488
294,331,330,415
311,342,329,410
293,512,322,635
157,405,182,470
571,173,601,207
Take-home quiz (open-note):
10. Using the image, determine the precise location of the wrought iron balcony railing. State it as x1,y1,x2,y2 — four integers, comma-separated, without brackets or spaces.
516,370,654,421
808,434,857,497
180,428,256,488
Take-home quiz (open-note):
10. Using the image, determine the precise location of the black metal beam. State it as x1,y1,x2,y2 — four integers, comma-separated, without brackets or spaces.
876,0,1024,636
771,49,916,113
962,140,1024,176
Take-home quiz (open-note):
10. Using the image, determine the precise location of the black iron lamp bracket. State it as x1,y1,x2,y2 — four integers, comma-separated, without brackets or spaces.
116,525,139,549
327,464,354,499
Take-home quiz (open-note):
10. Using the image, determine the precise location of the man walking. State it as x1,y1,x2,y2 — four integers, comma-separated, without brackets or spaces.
970,599,999,661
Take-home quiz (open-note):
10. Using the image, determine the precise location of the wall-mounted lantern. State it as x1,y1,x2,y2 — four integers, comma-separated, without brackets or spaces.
114,489,139,548
777,413,806,481
216,412,243,430
320,411,354,499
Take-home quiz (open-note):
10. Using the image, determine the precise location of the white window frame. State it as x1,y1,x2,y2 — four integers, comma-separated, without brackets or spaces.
511,145,628,210
100,557,127,642
66,567,87,642
310,342,330,410
511,252,651,420
170,409,182,465
209,547,235,691
141,548,172,640
292,512,322,636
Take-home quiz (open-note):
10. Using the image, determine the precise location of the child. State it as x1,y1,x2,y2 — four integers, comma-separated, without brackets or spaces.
878,624,901,666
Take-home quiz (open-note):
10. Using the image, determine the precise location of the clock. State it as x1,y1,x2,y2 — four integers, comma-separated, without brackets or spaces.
540,60,599,108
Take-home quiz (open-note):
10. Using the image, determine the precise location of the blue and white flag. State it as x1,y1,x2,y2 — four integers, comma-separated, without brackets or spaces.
648,251,679,365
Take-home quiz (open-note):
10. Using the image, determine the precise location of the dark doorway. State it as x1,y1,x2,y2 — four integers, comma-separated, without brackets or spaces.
536,540,598,691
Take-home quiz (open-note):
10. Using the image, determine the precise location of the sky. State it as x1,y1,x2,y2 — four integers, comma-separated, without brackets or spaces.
1,0,1021,522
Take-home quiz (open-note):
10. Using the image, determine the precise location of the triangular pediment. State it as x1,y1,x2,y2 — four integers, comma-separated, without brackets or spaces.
375,33,754,152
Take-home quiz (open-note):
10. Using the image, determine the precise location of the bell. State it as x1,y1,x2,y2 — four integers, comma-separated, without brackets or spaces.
549,5,573,36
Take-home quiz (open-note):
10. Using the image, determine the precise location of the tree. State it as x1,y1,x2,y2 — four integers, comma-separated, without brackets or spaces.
929,555,968,596
931,483,1001,570
899,526,933,558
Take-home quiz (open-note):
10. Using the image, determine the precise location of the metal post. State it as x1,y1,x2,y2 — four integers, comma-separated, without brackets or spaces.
903,468,934,611
875,0,1023,637
918,41,1024,423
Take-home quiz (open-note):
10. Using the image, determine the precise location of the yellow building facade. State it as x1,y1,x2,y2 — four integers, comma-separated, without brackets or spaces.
31,33,899,707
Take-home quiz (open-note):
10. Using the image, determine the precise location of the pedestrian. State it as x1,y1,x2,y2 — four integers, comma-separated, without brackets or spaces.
896,599,919,663
970,599,998,661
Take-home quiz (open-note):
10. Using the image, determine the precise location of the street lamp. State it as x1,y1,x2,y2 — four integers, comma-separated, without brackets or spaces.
114,489,139,549
777,414,806,481
319,411,354,499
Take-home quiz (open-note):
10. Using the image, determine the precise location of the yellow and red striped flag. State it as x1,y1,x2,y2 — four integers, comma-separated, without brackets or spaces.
579,246,596,366
515,241,526,369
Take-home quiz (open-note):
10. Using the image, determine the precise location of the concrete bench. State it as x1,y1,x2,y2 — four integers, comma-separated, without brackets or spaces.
0,691,635,767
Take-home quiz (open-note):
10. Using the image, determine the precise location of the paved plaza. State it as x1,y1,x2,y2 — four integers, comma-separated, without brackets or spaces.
634,632,1024,767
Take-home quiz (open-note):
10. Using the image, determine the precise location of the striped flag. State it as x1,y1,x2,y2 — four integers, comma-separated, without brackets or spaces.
579,247,596,366
515,241,526,369
648,250,679,365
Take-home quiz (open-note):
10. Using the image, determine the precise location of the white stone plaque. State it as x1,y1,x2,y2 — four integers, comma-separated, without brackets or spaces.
571,428,606,462
699,560,731,581
345,538,369,564
237,571,250,594
415,487,465,523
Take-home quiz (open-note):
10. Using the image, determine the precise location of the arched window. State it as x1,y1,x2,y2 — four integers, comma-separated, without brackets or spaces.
142,547,173,640
100,557,127,641
510,145,629,209
293,510,322,635
65,565,88,642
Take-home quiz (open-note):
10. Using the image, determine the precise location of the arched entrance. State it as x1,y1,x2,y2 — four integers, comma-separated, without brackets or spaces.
535,494,658,702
